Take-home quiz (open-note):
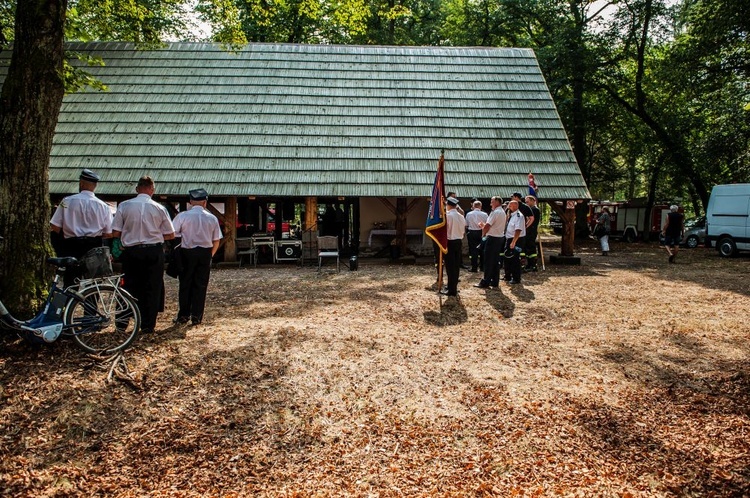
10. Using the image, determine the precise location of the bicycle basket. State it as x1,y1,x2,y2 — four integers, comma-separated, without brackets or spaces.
80,246,113,279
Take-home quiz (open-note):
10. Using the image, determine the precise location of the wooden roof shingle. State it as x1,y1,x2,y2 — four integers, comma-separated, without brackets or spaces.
0,42,591,200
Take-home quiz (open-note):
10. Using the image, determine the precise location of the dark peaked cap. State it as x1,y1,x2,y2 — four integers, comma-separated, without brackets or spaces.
189,188,208,201
80,169,100,182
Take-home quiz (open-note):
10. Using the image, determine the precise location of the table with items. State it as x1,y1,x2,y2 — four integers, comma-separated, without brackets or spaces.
367,229,425,246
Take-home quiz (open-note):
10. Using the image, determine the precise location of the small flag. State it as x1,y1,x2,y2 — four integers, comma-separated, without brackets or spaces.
425,153,447,254
528,172,538,197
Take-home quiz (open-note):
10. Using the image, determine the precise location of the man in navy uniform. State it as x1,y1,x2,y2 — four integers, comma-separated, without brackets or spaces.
442,196,466,296
172,188,223,325
50,168,112,286
503,200,526,285
112,176,175,334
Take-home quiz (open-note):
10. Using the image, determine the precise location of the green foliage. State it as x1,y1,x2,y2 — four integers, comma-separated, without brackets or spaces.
0,0,13,48
1,0,747,221
62,52,109,94
66,0,192,45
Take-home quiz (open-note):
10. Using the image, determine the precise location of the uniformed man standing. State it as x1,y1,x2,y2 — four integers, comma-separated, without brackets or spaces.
442,196,466,297
465,200,488,273
474,196,506,289
524,195,542,271
112,176,175,334
503,200,526,285
172,188,223,325
50,168,112,286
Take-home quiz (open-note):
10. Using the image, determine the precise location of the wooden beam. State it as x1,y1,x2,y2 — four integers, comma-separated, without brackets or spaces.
224,197,238,262
406,197,421,213
377,197,397,215
395,197,408,252
305,197,317,231
548,201,576,257
206,203,225,225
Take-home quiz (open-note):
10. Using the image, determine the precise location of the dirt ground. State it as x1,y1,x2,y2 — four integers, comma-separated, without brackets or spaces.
1,238,749,497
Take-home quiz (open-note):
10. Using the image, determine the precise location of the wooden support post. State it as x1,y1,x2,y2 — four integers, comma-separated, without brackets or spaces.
224,197,238,262
549,200,577,258
395,197,407,252
305,197,317,232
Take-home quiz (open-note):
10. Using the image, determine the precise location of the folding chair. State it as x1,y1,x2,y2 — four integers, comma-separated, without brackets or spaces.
236,238,257,268
317,236,339,272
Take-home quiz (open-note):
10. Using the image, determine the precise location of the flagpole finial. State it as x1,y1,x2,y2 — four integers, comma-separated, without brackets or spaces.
441,148,445,154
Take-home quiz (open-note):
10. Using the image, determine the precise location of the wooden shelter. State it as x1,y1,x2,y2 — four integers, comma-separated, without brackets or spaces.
0,42,590,259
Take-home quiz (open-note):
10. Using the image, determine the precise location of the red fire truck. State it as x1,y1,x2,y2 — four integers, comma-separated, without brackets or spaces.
589,199,682,242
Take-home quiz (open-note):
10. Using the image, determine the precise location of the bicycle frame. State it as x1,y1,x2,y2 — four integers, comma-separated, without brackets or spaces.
0,271,77,343
0,270,123,344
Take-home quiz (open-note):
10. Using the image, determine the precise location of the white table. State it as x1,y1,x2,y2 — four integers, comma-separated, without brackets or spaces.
368,229,425,247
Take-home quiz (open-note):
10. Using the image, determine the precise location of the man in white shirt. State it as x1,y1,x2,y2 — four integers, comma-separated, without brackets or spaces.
475,196,506,289
503,200,526,285
112,176,175,333
442,196,466,296
172,188,223,325
50,168,113,286
465,200,488,273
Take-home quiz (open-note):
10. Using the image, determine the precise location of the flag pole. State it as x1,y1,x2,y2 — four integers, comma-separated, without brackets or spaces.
425,149,448,295
538,237,546,270
437,250,444,293
437,148,444,293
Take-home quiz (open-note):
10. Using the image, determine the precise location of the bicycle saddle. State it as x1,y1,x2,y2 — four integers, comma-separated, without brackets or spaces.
47,257,78,268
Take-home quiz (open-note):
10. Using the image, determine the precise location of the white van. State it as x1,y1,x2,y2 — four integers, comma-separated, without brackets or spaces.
706,183,750,257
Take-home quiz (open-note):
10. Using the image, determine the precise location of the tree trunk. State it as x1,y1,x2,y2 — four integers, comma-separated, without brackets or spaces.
0,0,67,314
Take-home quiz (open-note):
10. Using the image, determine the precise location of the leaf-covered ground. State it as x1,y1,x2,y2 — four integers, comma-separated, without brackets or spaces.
1,239,749,496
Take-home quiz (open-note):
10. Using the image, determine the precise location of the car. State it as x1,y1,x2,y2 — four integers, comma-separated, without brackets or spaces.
548,211,563,234
706,183,750,257
681,216,706,248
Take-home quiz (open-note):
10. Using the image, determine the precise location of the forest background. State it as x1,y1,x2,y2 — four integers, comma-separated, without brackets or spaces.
0,0,748,312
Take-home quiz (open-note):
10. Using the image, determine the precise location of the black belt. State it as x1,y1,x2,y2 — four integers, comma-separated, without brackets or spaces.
468,229,482,232
126,243,163,249
68,236,100,240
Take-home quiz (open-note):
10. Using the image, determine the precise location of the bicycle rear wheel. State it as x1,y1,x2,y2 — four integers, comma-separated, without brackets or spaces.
64,283,141,354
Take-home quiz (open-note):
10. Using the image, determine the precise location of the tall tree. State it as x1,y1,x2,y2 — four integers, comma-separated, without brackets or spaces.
0,0,194,314
0,0,67,314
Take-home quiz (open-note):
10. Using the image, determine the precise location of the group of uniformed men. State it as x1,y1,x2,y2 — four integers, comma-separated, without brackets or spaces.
50,169,222,333
442,192,541,297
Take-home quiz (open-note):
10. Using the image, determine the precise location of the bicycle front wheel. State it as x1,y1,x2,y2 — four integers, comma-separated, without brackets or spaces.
64,284,141,354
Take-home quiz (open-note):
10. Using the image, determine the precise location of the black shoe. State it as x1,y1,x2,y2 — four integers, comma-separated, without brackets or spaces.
508,279,520,285
474,282,490,288
467,268,478,273
140,328,154,335
669,255,675,263
191,317,202,325
439,289,457,296
173,316,189,324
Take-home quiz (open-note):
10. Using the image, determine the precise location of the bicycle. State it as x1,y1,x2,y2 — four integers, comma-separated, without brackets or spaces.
0,237,141,355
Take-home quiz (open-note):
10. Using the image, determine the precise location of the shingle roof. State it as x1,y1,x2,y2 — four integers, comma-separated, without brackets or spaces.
0,42,590,200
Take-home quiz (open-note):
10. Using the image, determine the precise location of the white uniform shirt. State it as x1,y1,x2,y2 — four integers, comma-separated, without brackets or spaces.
465,208,488,230
447,208,466,240
485,207,507,237
173,205,223,249
505,210,526,238
50,190,112,238
112,194,175,247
